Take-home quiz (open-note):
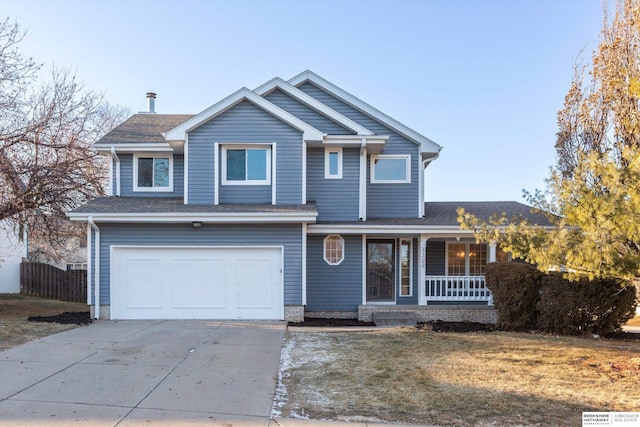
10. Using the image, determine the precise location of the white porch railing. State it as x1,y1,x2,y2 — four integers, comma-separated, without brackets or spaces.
425,275,492,303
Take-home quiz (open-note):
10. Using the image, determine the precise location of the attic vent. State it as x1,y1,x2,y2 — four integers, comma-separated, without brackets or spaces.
146,92,157,113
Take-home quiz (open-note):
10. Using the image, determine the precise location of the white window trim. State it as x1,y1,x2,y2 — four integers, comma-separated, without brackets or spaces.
370,154,411,184
132,153,174,192
324,147,343,179
399,238,413,297
323,234,345,266
221,144,272,186
445,242,488,276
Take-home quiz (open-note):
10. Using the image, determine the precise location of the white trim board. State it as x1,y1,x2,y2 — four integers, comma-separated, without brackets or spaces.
254,77,374,136
164,88,324,142
288,70,442,156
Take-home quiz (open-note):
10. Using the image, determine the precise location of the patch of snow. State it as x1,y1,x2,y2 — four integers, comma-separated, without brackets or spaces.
271,332,337,417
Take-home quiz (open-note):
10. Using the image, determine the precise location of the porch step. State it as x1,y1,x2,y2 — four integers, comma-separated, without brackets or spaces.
372,311,417,327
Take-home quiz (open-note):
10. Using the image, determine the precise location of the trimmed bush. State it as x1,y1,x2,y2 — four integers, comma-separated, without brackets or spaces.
485,262,543,330
538,274,637,336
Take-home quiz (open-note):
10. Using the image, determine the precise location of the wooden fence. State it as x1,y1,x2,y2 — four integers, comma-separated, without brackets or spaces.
20,262,87,303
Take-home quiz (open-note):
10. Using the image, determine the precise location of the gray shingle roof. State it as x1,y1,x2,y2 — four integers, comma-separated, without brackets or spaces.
70,197,317,214
316,201,554,227
96,114,194,145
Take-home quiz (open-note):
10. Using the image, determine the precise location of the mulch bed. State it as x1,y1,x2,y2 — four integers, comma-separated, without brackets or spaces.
28,311,91,325
418,320,496,333
289,317,375,327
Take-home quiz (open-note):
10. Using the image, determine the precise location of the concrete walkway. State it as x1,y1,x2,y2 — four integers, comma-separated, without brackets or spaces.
0,320,286,426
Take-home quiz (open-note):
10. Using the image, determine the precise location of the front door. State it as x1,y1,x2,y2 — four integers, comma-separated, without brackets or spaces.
366,240,395,302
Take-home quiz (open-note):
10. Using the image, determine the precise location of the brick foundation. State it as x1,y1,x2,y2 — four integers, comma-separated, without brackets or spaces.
358,305,497,324
284,305,304,322
304,310,359,319
90,305,111,320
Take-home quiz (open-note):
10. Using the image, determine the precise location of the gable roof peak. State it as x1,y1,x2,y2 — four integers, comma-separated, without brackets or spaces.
288,70,442,156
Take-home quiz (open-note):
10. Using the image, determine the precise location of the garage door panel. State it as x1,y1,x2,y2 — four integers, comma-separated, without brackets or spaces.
122,259,163,309
236,259,273,309
112,247,282,320
170,259,227,309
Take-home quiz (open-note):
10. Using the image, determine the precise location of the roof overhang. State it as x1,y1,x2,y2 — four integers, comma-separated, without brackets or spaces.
163,87,325,143
254,77,375,136
306,135,387,154
288,70,443,156
94,143,176,153
307,223,558,234
68,211,318,224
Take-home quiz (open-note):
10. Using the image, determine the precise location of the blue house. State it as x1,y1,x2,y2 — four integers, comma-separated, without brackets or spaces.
69,71,550,322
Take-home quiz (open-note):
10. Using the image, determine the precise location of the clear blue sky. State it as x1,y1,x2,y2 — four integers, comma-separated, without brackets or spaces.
1,0,609,202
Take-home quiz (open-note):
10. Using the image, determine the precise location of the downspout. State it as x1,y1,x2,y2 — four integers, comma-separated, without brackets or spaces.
88,216,101,319
359,139,367,221
110,147,121,197
421,151,440,217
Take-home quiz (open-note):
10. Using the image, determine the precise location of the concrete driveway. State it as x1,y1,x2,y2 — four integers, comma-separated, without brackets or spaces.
0,320,286,426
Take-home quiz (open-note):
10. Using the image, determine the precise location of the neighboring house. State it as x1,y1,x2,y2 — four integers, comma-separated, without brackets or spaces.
68,71,552,322
0,220,26,293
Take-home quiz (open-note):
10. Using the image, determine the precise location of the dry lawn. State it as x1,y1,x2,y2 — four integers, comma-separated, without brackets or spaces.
626,314,640,327
0,294,88,351
275,328,640,426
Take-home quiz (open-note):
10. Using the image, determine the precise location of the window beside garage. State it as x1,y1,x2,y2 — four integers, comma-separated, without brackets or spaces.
323,234,344,265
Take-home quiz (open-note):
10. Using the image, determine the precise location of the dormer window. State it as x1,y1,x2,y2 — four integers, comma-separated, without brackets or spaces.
133,153,173,192
222,145,271,185
324,147,343,179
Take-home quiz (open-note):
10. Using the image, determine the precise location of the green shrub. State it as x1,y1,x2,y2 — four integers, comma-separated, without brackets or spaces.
537,274,637,336
485,262,543,330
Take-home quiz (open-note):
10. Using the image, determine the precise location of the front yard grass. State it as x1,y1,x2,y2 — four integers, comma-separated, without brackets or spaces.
0,294,88,352
275,328,640,426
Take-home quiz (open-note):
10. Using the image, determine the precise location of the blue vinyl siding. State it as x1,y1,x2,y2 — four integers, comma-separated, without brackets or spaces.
118,154,184,198
397,237,419,305
306,147,360,220
306,234,362,312
297,82,420,218
426,240,446,276
187,101,303,205
265,89,354,135
96,223,303,307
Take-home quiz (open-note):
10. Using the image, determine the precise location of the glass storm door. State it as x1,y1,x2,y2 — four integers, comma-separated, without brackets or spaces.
366,240,395,302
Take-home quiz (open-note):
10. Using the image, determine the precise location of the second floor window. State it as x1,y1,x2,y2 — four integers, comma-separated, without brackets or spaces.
133,154,173,192
370,154,411,184
222,145,271,185
324,147,342,179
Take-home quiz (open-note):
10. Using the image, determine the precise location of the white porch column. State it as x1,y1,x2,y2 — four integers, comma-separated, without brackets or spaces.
488,242,496,306
489,242,497,263
419,235,428,305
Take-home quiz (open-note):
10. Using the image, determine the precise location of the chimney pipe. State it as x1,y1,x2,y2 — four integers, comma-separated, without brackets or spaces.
146,92,156,113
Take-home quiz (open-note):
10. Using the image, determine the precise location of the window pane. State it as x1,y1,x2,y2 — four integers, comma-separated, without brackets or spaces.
247,149,267,181
469,244,487,275
374,158,407,181
324,235,344,264
400,240,411,296
153,158,169,187
227,150,246,181
447,243,466,276
329,151,339,176
496,246,510,263
137,158,153,187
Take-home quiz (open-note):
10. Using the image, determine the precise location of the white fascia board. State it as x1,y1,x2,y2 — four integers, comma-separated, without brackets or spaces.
95,143,174,153
68,212,318,223
307,224,557,235
288,70,442,155
255,77,374,136
163,87,324,142
307,224,475,235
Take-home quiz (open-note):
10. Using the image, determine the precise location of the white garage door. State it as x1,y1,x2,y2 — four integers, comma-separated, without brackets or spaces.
111,246,283,320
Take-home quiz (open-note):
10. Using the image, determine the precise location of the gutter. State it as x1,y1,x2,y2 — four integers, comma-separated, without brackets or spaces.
88,216,101,319
110,147,121,197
